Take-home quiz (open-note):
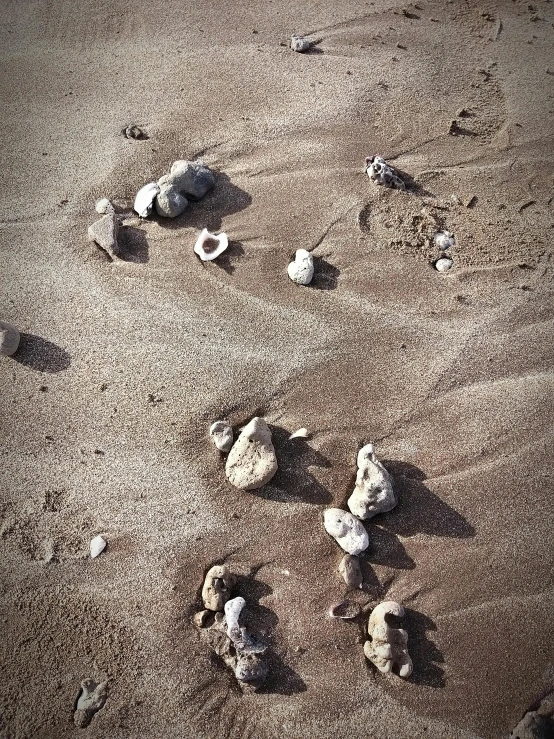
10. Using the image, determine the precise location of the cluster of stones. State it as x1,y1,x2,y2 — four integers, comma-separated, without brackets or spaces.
193,565,269,691
434,230,455,272
365,155,406,190
134,160,215,219
323,443,412,678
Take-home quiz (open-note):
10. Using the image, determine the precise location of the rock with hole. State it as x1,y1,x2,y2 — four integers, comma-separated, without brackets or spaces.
194,228,229,261
363,601,412,678
202,564,236,611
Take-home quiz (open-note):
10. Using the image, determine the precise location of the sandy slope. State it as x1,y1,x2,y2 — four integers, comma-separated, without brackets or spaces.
1,0,553,737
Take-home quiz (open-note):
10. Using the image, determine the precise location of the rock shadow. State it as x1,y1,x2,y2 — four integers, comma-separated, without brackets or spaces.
252,425,333,505
202,240,245,275
117,225,149,263
361,525,415,571
310,257,340,290
403,608,445,688
379,460,475,539
156,172,252,232
12,334,71,373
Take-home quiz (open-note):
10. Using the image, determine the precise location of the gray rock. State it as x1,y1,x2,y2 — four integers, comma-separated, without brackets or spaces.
510,712,554,739
202,564,236,611
154,185,188,218
163,160,215,201
0,321,20,356
73,678,108,728
87,212,119,260
225,417,278,490
339,554,363,589
209,421,234,453
291,35,310,52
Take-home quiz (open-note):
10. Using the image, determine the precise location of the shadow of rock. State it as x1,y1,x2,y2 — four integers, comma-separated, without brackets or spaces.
12,334,71,373
117,225,149,263
311,257,340,290
404,608,445,688
156,172,252,232
262,651,307,695
362,526,415,571
379,460,475,539
393,167,435,198
253,425,333,505
211,240,245,275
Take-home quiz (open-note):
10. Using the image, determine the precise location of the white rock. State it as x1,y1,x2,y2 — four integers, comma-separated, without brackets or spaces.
134,182,160,218
89,535,106,558
287,249,314,285
194,228,229,261
347,443,396,520
291,35,311,52
364,601,413,678
225,417,278,490
434,230,455,250
224,596,246,639
435,257,453,272
209,421,234,452
155,185,188,218
202,564,236,611
323,508,369,555
365,155,406,190
289,427,309,439
95,198,113,215
0,321,20,356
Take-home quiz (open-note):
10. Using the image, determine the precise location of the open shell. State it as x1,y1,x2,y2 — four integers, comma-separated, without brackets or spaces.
194,228,229,261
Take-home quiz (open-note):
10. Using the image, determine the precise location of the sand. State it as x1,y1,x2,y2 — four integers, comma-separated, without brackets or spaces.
1,0,553,737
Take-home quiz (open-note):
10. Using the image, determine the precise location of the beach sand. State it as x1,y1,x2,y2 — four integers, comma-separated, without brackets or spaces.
1,0,553,737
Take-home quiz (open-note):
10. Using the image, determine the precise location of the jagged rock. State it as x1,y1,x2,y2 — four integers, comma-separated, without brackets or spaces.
365,155,406,190
339,554,363,589
225,417,278,490
347,443,396,520
364,601,413,678
88,212,119,260
0,321,20,356
202,564,236,611
73,678,108,728
323,508,369,555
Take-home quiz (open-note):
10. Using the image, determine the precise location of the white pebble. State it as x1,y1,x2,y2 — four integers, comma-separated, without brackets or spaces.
289,427,309,439
290,35,310,52
209,420,234,452
434,231,455,250
134,182,160,218
323,508,369,556
287,249,314,285
435,257,453,272
95,198,112,215
89,535,107,558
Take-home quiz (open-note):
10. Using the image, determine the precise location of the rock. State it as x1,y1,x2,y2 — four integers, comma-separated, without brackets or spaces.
163,160,215,201
224,596,245,638
73,678,108,728
363,601,413,678
192,609,212,628
0,321,20,356
329,599,362,619
89,535,106,558
95,198,113,215
347,443,396,520
155,185,188,218
435,257,453,272
289,427,309,439
235,652,269,683
225,417,278,490
87,212,119,260
194,228,229,261
290,35,310,52
434,230,455,250
510,712,554,739
124,124,148,140
365,155,406,190
202,564,236,611
339,554,363,589
287,249,314,285
323,508,369,555
209,421,234,452
134,182,160,218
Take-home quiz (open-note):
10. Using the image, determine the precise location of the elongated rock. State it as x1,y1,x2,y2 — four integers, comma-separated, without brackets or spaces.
364,601,413,678
225,417,278,490
74,679,108,728
339,554,363,589
347,443,396,520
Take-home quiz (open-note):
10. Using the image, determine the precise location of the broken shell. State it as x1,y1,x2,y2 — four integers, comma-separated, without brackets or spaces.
323,508,369,555
89,535,107,558
202,564,236,611
365,155,406,190
434,230,455,250
209,421,234,453
74,678,108,728
134,182,160,218
291,35,310,52
347,443,396,520
287,249,314,285
329,599,362,620
194,228,229,261
339,554,363,589
0,321,20,356
435,257,453,272
225,417,278,490
289,427,309,439
155,185,188,218
364,601,413,678
95,198,113,215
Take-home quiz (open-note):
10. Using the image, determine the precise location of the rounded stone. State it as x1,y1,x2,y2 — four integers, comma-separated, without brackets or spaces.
202,564,236,611
435,257,453,272
287,249,314,285
0,321,20,356
339,554,363,588
323,508,369,555
155,185,188,218
209,421,233,452
225,417,278,490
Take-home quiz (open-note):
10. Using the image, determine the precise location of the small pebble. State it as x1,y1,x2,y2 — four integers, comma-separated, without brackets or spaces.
290,35,310,52
95,198,113,215
435,257,454,272
434,230,455,250
89,535,107,558
287,249,314,285
289,427,309,439
0,321,20,356
209,421,234,452
339,554,363,589
329,600,362,619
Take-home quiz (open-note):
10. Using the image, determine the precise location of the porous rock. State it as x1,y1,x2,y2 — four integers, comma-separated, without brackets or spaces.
287,249,314,285
347,443,396,520
209,421,234,452
323,508,369,556
73,678,108,728
0,321,20,356
162,160,215,201
154,184,188,218
225,417,278,490
339,554,363,589
202,564,236,611
435,257,453,272
291,35,310,52
364,601,413,678
510,712,554,739
87,212,119,260
365,155,406,190
134,182,160,218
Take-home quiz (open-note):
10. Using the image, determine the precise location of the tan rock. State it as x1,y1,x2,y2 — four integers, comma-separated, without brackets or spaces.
339,554,363,589
225,417,278,490
364,601,412,678
87,212,119,260
201,564,236,611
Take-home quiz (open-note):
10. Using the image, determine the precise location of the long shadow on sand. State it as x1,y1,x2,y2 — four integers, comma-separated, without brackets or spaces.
12,334,71,373
253,425,333,505
311,257,340,290
155,172,252,232
117,224,149,263
379,460,475,539
404,608,445,688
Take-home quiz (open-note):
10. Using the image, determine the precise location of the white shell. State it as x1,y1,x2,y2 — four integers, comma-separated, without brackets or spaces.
323,508,369,555
435,257,453,272
434,231,455,250
90,535,107,558
287,249,314,285
289,427,309,439
134,182,160,218
95,198,113,215
194,228,229,261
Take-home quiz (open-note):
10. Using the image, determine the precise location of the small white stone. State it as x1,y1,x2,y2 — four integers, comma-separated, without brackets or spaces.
435,257,453,272
224,596,246,639
209,421,234,452
134,182,160,218
0,321,20,356
323,508,369,556
89,535,106,558
95,198,113,215
291,35,310,52
434,231,455,250
287,249,314,285
289,427,309,439
225,417,278,490
194,228,229,261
